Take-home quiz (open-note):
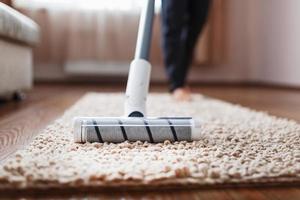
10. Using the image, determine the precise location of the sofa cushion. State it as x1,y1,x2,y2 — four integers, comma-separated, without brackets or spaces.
0,2,39,45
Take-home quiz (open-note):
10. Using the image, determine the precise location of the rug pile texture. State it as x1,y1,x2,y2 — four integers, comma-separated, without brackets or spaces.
0,93,299,189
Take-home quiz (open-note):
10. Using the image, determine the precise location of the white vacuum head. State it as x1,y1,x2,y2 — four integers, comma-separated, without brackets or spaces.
73,117,201,143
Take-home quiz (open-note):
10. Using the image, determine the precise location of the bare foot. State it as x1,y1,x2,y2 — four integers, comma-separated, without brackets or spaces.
172,87,192,101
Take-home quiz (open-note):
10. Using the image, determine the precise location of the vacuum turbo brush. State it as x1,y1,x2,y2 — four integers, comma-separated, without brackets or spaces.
73,0,201,143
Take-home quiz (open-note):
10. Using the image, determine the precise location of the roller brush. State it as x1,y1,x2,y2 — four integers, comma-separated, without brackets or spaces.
73,117,201,143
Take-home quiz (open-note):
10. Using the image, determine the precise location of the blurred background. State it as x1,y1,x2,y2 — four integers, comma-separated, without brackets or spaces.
0,0,300,104
1,0,299,89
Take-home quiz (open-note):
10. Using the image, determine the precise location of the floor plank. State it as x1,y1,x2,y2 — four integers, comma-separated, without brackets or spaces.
0,83,299,199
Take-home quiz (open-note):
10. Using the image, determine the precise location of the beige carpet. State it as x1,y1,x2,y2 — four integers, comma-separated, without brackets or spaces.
0,93,299,190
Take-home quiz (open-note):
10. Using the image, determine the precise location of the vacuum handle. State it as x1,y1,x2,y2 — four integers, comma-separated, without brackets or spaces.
124,0,154,117
134,0,155,60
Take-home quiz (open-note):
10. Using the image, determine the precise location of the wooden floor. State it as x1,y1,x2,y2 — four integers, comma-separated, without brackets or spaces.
0,83,299,199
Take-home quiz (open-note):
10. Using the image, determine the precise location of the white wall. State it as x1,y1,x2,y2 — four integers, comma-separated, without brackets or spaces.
187,0,300,87
253,0,300,86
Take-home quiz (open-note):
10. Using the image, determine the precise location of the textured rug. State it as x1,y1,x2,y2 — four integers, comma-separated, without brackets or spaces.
0,93,299,190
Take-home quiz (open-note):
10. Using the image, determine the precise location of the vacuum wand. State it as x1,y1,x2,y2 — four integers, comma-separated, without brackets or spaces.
73,0,199,143
124,0,154,117
134,0,154,60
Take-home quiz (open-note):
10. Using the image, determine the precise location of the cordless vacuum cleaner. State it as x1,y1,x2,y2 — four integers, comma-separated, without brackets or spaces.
73,0,201,143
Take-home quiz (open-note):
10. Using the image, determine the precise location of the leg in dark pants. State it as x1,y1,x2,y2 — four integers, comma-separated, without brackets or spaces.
161,0,211,92
185,0,211,69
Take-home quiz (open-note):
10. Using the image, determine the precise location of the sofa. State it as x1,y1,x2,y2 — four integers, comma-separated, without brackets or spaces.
0,2,39,99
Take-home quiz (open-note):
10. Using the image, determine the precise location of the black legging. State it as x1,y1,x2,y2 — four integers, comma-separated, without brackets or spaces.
161,0,211,92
